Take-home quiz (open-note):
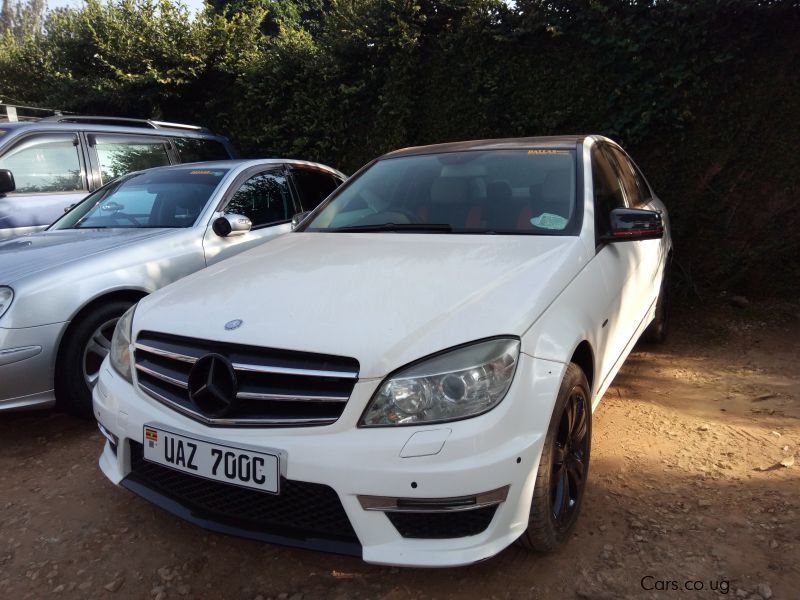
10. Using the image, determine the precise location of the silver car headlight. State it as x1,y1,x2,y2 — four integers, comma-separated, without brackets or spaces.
110,304,136,383
0,286,13,320
360,337,520,427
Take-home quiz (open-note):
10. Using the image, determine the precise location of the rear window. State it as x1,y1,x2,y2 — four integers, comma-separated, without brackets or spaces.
306,149,578,234
93,135,171,184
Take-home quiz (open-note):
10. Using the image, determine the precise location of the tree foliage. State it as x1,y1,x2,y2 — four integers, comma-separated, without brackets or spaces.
1,0,798,295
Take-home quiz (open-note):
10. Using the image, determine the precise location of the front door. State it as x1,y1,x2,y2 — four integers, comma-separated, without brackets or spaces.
203,167,295,266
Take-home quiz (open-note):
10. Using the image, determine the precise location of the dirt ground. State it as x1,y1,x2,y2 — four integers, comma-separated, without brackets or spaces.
1,300,798,600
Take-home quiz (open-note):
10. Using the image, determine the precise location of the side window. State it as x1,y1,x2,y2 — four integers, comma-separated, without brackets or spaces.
591,144,626,239
172,138,230,163
607,146,645,207
292,168,342,211
93,135,171,184
225,171,291,227
631,161,653,204
0,134,84,193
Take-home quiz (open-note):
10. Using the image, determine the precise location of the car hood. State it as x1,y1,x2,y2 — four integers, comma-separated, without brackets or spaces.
0,228,175,284
136,232,589,378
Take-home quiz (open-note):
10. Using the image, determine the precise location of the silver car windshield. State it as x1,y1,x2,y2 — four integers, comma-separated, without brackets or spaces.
51,167,229,230
304,149,578,235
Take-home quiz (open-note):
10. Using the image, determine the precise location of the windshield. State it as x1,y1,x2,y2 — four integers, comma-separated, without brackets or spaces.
304,149,578,234
51,167,229,230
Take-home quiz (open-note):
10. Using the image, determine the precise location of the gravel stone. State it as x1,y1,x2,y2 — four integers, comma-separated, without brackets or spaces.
756,583,773,599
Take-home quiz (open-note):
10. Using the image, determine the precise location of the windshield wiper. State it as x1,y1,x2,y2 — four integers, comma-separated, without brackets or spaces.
330,223,453,233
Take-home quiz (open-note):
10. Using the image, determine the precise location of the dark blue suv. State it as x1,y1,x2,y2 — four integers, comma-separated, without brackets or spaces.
0,112,237,238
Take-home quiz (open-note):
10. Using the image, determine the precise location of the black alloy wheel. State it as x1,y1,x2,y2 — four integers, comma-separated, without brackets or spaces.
517,362,592,551
550,385,589,530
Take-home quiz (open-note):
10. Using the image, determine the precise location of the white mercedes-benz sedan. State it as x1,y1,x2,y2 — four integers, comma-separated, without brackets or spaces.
94,135,671,567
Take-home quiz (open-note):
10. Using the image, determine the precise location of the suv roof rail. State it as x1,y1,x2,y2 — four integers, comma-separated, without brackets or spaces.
39,115,211,133
0,101,69,122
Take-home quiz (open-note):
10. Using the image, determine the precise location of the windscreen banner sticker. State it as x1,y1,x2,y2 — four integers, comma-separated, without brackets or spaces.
527,149,569,155
189,170,225,176
532,213,569,230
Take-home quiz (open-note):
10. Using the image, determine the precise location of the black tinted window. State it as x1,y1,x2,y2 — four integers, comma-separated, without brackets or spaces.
292,168,341,210
173,138,230,163
630,161,652,204
306,149,578,234
0,134,83,193
607,145,646,207
592,145,626,237
226,171,291,227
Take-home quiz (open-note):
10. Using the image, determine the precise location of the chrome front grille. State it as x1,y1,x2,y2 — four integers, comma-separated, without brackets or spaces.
133,331,359,427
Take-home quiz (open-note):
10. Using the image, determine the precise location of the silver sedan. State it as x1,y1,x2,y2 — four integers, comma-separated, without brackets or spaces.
0,159,344,417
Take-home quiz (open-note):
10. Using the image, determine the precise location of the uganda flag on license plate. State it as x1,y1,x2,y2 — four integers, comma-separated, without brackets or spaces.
145,428,158,447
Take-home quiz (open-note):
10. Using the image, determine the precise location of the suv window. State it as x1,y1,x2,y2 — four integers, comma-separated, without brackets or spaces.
292,167,341,211
93,135,171,184
591,144,626,239
172,138,230,163
0,133,84,193
225,171,292,227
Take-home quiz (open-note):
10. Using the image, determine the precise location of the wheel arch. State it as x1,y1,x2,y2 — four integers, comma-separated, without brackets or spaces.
52,288,149,375
569,340,595,396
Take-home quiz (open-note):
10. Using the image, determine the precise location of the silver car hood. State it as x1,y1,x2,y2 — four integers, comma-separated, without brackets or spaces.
0,229,175,284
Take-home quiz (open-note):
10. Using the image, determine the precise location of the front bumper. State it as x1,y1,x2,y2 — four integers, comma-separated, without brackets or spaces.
94,353,566,567
0,323,64,410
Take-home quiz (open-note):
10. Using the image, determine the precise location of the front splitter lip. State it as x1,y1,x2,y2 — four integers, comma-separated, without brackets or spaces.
120,473,363,558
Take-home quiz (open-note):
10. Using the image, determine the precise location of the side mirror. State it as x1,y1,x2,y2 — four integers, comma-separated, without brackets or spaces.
0,169,15,195
291,211,311,230
213,213,252,237
601,207,663,243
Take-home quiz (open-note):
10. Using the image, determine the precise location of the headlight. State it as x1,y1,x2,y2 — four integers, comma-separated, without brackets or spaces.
110,304,136,383
360,337,520,427
0,286,13,319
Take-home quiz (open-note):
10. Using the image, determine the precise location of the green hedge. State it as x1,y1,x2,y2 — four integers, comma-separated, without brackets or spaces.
1,0,798,295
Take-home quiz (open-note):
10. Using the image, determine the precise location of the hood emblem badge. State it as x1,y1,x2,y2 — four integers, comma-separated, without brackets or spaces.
224,319,243,331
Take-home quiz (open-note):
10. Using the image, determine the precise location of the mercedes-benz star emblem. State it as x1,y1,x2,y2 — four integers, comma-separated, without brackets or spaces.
224,319,243,331
187,353,238,418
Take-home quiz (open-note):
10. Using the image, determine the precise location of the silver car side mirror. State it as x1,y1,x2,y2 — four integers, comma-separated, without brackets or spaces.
213,213,252,237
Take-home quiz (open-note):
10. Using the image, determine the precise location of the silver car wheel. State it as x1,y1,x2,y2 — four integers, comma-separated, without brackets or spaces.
82,317,118,388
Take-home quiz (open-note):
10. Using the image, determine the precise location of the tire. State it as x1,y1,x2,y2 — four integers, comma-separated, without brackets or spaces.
642,259,671,344
55,300,133,419
517,362,591,552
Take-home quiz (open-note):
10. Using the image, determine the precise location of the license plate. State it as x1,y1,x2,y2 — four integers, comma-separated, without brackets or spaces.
142,426,280,494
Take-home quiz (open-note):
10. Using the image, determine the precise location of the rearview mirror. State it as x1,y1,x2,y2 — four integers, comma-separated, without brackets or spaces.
601,207,663,243
291,211,311,230
213,213,252,237
0,169,15,195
